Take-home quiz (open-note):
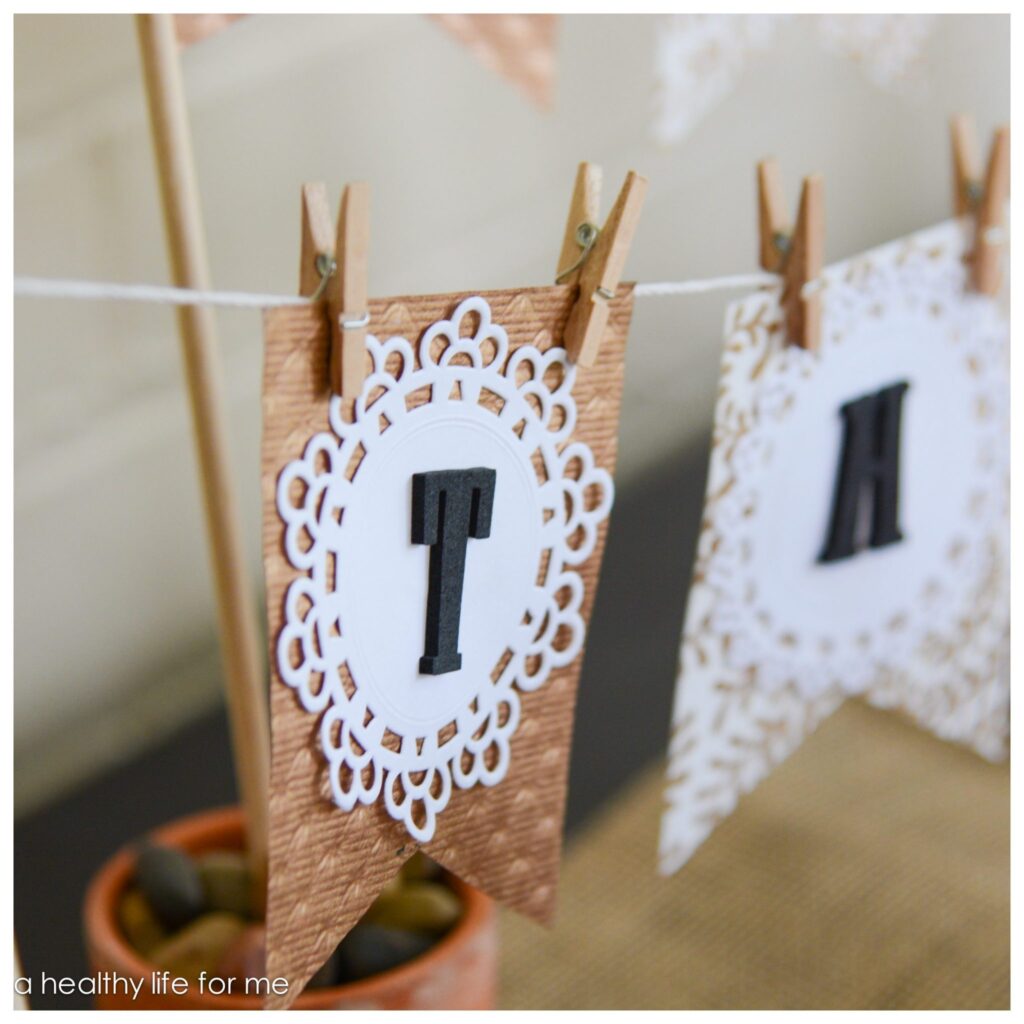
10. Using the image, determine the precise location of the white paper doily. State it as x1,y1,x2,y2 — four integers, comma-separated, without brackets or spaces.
276,296,613,841
652,15,936,145
660,220,1009,875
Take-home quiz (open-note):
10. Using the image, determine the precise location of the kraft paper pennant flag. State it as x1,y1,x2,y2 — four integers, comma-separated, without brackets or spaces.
262,285,633,1005
430,13,559,108
660,219,1009,875
173,13,246,48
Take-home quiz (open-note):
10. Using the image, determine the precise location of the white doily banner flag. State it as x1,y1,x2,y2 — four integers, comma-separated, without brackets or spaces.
262,285,633,1006
659,219,1009,876
652,14,937,145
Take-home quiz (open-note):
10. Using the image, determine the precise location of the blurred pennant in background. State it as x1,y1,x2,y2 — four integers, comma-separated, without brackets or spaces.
173,13,247,48
174,13,560,109
652,14,937,145
430,14,559,108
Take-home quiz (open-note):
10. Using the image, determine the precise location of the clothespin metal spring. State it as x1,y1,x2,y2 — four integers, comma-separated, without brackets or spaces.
556,162,648,367
555,221,601,284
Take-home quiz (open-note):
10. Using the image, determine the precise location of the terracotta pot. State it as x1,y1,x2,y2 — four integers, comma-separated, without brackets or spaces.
83,806,498,1009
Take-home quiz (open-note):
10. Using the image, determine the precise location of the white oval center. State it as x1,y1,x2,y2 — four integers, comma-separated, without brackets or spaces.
335,401,541,734
748,305,981,650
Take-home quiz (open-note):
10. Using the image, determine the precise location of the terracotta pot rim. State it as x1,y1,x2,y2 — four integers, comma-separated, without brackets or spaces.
83,804,493,1009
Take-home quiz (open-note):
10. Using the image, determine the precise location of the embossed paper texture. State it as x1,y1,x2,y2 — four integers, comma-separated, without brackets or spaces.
262,285,632,1005
659,220,1009,876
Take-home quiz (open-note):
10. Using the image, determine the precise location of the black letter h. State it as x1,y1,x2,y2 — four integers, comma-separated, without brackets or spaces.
819,381,909,563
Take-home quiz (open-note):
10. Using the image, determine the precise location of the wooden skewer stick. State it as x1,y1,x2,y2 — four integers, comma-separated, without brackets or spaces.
14,941,29,1010
135,14,269,895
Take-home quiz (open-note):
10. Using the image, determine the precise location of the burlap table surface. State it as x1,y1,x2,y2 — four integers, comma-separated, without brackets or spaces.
499,700,1009,1009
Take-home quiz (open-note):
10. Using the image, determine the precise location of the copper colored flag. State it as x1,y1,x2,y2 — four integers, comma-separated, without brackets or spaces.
173,13,246,48
430,13,558,108
261,284,633,1006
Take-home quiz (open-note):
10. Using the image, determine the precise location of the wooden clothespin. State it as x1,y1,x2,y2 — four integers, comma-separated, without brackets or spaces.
299,182,334,299
951,115,1010,296
557,162,648,367
757,159,824,352
299,180,371,398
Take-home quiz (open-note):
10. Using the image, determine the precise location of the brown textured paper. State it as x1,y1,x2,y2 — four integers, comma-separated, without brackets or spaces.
173,13,246,48
262,285,633,1007
430,14,558,108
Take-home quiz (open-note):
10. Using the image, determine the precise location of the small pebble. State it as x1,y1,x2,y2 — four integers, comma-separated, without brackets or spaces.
377,873,402,899
401,853,443,882
308,945,345,990
216,922,265,983
197,850,253,918
365,880,463,934
117,887,166,956
336,924,434,983
150,911,247,983
136,843,206,930
216,923,343,991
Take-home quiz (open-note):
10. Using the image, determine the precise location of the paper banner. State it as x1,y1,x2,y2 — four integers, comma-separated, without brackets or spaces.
173,13,246,48
652,14,782,146
262,285,632,1006
171,13,558,105
430,14,558,108
817,14,936,99
652,14,937,144
659,219,1009,875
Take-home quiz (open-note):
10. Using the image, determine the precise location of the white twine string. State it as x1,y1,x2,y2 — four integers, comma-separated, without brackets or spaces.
14,271,784,311
12,276,310,308
634,272,779,296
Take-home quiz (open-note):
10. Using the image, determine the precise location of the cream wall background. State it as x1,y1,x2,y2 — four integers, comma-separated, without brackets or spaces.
13,14,1009,811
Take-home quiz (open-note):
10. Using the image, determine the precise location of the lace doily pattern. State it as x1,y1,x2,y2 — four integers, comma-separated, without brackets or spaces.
275,296,613,842
652,14,781,145
660,220,1009,875
652,15,937,145
817,14,936,100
